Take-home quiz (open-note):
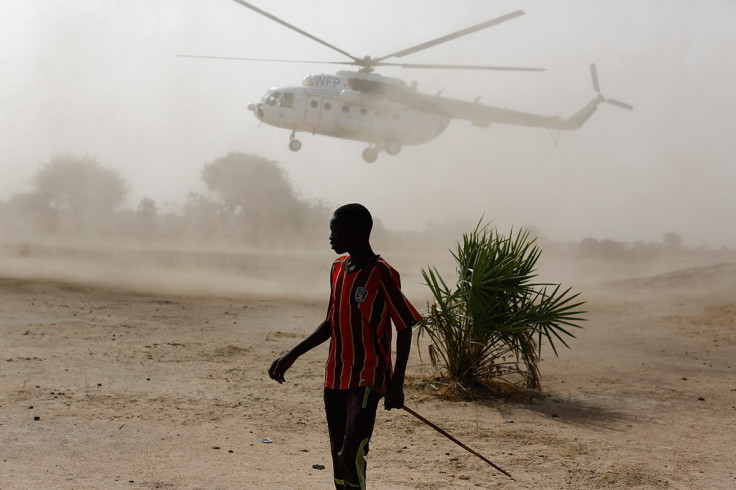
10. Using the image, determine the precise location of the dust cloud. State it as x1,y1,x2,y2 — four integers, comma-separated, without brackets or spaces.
1,149,732,300
0,152,335,298
1,1,735,297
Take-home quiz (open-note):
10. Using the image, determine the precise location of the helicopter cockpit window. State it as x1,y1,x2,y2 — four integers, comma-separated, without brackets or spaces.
279,92,293,108
266,91,281,106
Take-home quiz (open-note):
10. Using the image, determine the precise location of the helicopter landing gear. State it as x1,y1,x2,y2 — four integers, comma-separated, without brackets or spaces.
362,141,401,162
288,131,301,152
385,140,402,156
362,148,378,163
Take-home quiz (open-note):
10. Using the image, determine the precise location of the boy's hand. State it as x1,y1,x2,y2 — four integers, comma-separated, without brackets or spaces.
268,354,296,384
384,377,405,410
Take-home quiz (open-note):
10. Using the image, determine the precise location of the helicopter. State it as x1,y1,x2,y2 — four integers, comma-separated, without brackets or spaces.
183,0,632,163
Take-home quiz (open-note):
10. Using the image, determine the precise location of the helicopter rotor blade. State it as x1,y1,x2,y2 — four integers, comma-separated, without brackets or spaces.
229,0,359,62
379,61,545,72
177,54,352,65
176,55,546,73
590,63,601,93
606,98,634,111
376,10,525,62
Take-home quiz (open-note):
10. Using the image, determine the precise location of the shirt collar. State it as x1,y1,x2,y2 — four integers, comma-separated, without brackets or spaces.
346,254,379,273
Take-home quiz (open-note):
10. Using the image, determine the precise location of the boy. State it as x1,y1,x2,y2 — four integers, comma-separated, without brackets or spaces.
268,203,421,489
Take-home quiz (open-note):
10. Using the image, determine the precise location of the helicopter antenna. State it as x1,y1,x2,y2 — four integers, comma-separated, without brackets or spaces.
547,128,561,147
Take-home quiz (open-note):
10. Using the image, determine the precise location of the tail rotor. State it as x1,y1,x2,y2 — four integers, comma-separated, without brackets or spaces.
591,64,633,111
591,63,601,94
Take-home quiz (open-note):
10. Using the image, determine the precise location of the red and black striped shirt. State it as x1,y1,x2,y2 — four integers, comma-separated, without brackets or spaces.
324,255,421,392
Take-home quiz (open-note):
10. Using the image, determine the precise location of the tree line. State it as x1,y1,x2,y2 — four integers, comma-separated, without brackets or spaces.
0,152,331,247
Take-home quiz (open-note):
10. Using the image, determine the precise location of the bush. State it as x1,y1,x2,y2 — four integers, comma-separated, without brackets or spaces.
416,221,585,394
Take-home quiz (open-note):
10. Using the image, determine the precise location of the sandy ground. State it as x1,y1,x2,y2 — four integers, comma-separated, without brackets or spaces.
1,246,735,489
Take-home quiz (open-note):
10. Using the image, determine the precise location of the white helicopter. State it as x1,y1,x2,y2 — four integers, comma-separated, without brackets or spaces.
184,1,632,163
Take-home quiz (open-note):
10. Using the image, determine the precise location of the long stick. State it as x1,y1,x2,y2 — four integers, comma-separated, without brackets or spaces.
362,380,512,479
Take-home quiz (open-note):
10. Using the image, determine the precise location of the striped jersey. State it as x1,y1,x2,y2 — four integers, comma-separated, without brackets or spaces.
324,255,421,392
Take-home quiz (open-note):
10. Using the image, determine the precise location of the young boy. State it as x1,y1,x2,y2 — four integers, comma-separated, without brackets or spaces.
268,203,421,489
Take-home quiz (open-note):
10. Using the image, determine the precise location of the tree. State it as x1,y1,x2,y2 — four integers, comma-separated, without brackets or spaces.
202,152,297,210
579,237,599,258
200,152,325,244
181,192,226,240
416,222,586,394
663,232,682,249
33,155,127,227
136,198,158,238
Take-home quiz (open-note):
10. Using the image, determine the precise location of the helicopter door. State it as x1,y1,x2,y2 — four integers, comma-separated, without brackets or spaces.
304,95,323,125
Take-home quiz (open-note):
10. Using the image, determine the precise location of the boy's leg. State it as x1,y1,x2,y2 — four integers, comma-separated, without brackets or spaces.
324,388,348,489
336,386,381,490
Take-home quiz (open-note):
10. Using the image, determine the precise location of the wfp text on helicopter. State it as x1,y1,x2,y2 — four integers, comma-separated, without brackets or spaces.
182,1,633,163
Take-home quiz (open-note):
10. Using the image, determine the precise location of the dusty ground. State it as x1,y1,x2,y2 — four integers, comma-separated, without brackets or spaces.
1,246,735,489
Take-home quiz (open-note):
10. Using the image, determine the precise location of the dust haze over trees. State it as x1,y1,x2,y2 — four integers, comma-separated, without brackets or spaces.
2,155,126,237
1,152,329,248
34,155,127,216
1,151,731,261
200,153,327,244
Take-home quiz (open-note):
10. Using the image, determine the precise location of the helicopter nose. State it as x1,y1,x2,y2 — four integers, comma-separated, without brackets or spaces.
248,103,264,120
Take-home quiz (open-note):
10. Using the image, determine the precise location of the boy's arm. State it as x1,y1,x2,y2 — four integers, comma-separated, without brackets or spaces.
268,320,331,384
385,326,412,410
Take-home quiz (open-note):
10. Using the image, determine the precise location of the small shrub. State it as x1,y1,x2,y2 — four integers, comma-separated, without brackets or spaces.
416,221,585,394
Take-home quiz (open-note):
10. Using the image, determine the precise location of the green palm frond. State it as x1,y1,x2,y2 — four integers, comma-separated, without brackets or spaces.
416,220,586,392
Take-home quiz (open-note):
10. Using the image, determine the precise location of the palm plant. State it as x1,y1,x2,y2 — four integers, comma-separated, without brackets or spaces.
416,222,585,393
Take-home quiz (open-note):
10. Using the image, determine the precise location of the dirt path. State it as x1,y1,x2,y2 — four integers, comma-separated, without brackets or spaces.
1,260,735,489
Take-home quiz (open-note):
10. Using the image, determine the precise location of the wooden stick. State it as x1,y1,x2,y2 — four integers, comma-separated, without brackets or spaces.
362,380,513,479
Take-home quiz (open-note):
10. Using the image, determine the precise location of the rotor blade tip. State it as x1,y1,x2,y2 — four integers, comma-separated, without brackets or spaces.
607,99,634,111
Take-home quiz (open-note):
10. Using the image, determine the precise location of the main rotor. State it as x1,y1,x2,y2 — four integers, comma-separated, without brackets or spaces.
195,0,545,74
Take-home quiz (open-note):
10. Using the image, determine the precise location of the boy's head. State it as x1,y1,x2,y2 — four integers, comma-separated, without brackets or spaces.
329,203,372,254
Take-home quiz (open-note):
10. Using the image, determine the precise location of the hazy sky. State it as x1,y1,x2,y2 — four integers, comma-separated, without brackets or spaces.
1,0,735,247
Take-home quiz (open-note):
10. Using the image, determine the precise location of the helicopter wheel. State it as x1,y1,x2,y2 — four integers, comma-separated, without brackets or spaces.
385,141,402,156
362,148,378,163
288,139,302,152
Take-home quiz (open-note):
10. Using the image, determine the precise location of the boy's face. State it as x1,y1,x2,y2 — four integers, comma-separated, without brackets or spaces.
329,215,358,254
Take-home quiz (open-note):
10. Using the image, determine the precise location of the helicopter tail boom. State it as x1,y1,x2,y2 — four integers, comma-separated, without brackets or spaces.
431,64,631,131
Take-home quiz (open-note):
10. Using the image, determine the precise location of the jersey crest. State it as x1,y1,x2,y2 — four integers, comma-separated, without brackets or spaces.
354,286,369,303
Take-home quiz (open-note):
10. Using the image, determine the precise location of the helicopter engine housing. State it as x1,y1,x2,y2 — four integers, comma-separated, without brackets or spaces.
338,90,370,107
